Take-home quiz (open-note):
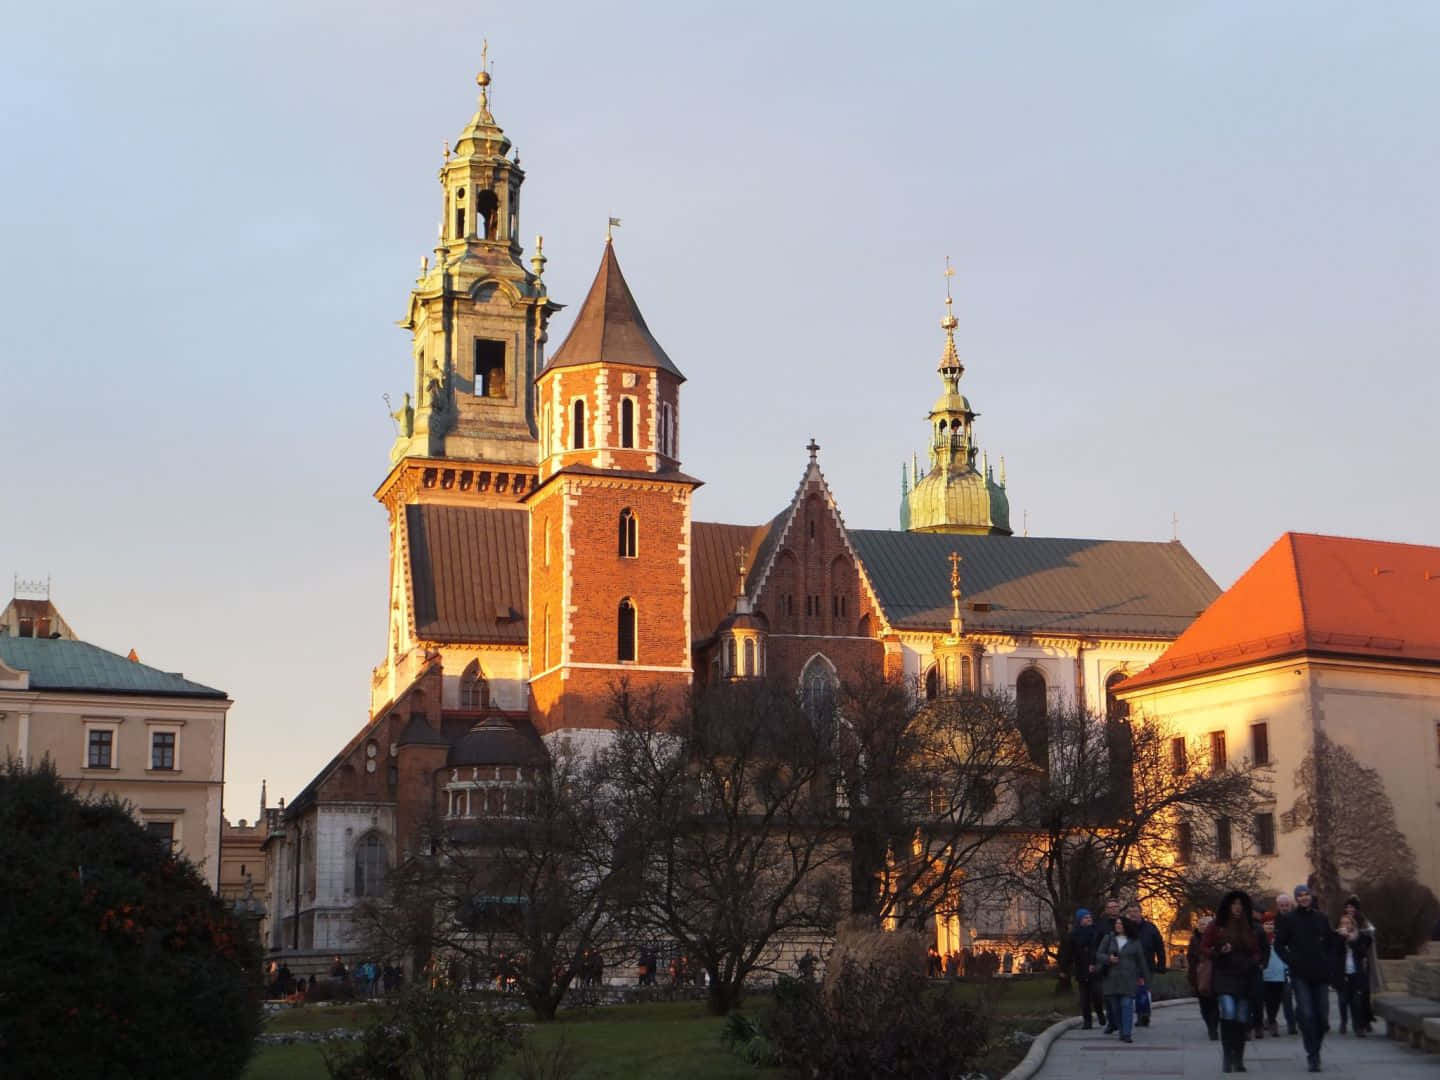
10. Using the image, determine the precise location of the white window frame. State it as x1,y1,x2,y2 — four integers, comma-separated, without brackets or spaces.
83,718,122,770
145,719,184,773
140,811,182,854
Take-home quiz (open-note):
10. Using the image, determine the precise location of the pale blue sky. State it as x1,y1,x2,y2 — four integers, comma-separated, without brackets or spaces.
2,2,1436,819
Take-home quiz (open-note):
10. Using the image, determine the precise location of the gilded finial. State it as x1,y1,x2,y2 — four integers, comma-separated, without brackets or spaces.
948,551,964,636
531,234,547,281
477,40,493,111
442,140,451,162
942,256,958,330
735,546,750,595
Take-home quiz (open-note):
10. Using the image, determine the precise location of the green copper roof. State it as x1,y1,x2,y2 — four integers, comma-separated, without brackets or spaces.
0,638,227,699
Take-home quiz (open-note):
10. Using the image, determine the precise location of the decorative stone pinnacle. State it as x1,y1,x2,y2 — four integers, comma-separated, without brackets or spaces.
806,438,820,463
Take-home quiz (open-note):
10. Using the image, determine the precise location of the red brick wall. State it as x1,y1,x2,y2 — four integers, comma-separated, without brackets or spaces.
755,491,880,639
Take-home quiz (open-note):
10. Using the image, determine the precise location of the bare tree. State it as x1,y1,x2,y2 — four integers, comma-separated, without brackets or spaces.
1283,729,1417,905
982,705,1271,969
600,680,849,1015
832,669,1027,929
353,749,623,1021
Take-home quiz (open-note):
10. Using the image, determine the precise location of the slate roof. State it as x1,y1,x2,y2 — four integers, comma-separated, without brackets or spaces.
848,531,1220,640
0,638,227,698
408,505,528,644
1121,532,1440,691
692,520,773,641
541,241,684,379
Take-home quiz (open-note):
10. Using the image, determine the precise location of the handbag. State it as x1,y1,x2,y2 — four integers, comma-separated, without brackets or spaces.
1135,982,1152,1013
1196,956,1213,996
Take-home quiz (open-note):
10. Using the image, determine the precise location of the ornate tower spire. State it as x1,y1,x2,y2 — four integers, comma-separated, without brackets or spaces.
899,258,1012,535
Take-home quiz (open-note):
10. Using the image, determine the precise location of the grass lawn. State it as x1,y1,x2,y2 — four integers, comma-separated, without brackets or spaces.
243,977,1122,1080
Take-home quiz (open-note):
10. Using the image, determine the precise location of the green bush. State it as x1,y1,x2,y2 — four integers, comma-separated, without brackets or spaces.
764,962,991,1079
1356,878,1440,959
0,759,264,1078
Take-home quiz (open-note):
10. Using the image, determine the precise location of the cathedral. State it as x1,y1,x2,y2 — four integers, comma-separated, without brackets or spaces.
262,70,1220,962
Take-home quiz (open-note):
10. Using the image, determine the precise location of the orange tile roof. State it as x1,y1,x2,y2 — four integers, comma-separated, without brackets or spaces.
1121,533,1440,691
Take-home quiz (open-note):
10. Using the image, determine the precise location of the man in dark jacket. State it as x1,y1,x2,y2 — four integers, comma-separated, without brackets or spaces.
1068,908,1105,1029
1126,902,1166,1026
1275,882,1337,1073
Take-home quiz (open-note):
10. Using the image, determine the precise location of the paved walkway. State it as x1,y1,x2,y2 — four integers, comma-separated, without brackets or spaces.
1030,999,1440,1078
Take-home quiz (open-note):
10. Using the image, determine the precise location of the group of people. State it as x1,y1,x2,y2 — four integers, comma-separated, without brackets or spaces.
1187,886,1380,1073
924,944,1042,979
1067,898,1167,1043
1069,885,1381,1074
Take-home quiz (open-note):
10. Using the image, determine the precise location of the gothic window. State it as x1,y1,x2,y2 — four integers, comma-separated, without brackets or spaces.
476,189,498,239
1016,668,1048,767
460,660,489,709
572,399,586,449
618,508,638,558
801,655,838,737
744,639,756,676
620,398,635,448
925,665,939,701
1105,671,1130,721
617,598,637,662
475,339,506,398
354,832,387,897
725,638,737,676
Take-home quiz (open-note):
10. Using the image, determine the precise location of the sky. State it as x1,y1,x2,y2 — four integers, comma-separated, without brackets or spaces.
2,2,1436,820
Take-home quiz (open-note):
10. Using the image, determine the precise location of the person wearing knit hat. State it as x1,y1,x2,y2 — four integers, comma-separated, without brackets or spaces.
1068,908,1104,1029
1276,878,1337,1072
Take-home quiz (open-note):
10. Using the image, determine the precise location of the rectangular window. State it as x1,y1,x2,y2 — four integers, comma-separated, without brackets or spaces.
151,731,176,770
1251,721,1270,766
87,729,113,768
1176,821,1193,864
1255,812,1276,856
1170,736,1188,775
1209,730,1227,773
146,820,175,852
474,339,506,398
1216,816,1232,860
18,617,33,638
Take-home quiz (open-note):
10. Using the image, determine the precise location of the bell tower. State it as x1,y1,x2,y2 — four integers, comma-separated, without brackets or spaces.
385,54,563,497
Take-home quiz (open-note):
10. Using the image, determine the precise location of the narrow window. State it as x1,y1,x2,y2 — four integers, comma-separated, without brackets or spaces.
725,638,736,675
620,398,635,448
87,729,113,768
572,399,586,449
18,617,33,638
1251,721,1270,766
617,598,637,662
1254,812,1276,856
543,606,551,669
1015,668,1048,768
354,833,387,897
1209,730,1227,773
808,519,816,540
1176,821,1193,864
743,639,755,676
454,204,466,239
151,732,176,770
476,189,498,239
1105,671,1130,721
1170,736,1188,775
618,509,638,558
925,666,938,701
1216,816,1233,860
474,339,506,398
960,655,973,694
659,401,674,456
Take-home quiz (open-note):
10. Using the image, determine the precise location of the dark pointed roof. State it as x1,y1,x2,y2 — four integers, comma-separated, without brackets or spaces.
542,241,684,379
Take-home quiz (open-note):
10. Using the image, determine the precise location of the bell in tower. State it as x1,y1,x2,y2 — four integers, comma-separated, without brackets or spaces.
392,50,563,473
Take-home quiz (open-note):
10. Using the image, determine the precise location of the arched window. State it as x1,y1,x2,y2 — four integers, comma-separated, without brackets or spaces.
743,639,756,677
617,598,637,662
460,660,489,709
925,665,939,701
354,832,387,897
725,638,737,675
1016,668,1049,768
1105,671,1130,721
801,655,838,734
620,398,635,448
476,189,498,239
572,399,586,449
960,655,973,694
659,401,675,457
618,508,638,558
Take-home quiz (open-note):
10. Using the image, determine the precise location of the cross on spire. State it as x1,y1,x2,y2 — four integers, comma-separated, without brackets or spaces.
806,438,820,463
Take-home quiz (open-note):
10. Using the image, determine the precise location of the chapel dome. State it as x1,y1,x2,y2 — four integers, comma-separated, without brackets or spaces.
448,716,546,767
906,465,1011,536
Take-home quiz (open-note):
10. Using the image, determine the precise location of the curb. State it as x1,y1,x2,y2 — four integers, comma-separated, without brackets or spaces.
1000,995,1196,1080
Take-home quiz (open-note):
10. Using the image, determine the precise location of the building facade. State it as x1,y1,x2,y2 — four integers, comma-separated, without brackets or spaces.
0,594,231,887
264,69,1223,963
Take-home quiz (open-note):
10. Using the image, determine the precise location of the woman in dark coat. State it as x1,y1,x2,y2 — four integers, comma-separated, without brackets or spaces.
1335,913,1375,1035
1187,915,1219,1040
1202,890,1263,1073
1096,916,1150,1043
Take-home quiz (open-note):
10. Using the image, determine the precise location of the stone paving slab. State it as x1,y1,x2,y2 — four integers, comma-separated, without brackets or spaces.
1028,996,1440,1079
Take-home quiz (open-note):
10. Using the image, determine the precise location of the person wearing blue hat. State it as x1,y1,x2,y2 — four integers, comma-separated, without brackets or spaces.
1275,882,1339,1073
1068,908,1104,1029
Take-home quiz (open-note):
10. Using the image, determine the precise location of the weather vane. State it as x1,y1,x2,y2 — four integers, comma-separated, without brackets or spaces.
607,216,622,242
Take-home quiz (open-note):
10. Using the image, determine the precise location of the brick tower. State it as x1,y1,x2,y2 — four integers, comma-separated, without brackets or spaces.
527,238,699,748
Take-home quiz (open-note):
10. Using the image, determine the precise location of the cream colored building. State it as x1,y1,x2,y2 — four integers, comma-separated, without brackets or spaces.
1119,532,1440,900
0,597,231,888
